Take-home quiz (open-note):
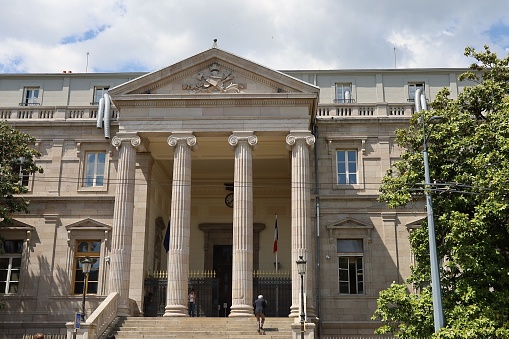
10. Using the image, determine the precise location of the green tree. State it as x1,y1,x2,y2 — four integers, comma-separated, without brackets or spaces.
0,121,43,226
372,46,509,338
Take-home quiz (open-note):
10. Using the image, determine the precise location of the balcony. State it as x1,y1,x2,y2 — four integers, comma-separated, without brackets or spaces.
0,106,118,121
316,102,415,119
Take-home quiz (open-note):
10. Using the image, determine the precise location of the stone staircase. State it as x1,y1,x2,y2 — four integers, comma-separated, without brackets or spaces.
109,317,294,339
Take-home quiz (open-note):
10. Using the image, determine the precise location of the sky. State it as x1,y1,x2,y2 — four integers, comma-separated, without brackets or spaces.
1,0,508,74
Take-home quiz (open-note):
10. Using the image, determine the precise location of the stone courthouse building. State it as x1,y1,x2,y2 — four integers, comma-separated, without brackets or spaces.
0,46,471,337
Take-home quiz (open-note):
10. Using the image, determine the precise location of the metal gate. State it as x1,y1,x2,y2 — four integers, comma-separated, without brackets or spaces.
253,270,291,317
144,270,291,317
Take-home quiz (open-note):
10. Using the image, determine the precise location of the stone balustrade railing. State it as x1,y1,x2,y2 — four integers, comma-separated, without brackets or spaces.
66,292,119,339
317,103,414,118
0,106,118,121
0,103,413,122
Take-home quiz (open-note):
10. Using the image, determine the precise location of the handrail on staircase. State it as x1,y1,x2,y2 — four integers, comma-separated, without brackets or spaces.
66,292,119,339
87,292,119,339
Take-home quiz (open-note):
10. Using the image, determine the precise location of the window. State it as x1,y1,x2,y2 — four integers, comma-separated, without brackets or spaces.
337,150,357,184
93,87,109,105
0,240,23,294
21,87,40,106
73,240,100,294
13,158,30,187
84,152,106,187
337,239,364,294
335,83,353,103
408,83,425,102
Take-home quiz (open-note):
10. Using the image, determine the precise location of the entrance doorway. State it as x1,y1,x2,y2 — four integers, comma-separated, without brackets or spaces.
213,245,232,317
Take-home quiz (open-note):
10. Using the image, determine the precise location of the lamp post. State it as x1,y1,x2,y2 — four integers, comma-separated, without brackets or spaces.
416,88,444,332
296,256,307,339
81,257,92,322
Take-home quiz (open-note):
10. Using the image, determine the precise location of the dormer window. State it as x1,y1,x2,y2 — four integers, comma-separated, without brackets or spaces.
21,87,40,106
92,87,109,105
408,83,425,102
335,83,353,103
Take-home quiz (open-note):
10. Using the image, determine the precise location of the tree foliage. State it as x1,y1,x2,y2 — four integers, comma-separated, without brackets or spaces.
372,46,509,338
0,121,43,224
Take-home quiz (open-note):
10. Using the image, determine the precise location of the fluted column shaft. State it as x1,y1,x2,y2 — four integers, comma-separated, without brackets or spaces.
108,135,140,316
286,131,316,318
164,132,196,317
228,131,258,317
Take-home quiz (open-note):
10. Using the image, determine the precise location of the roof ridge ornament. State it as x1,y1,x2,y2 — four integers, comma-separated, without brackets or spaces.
212,39,218,48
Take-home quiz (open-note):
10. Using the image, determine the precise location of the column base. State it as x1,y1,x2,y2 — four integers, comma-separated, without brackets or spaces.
163,305,188,317
289,305,317,319
291,321,315,339
229,304,255,317
117,303,131,317
289,305,300,318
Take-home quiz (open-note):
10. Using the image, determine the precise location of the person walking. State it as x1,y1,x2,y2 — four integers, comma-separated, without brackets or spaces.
253,294,268,334
188,289,196,317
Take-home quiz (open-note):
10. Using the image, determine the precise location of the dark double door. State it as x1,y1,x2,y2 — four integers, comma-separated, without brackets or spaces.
213,245,232,317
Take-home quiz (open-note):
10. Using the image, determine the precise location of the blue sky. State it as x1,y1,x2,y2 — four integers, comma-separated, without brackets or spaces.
0,0,508,73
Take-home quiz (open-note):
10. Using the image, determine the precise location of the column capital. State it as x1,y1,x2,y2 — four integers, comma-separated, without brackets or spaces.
286,131,315,150
228,131,258,150
167,132,197,151
112,134,145,151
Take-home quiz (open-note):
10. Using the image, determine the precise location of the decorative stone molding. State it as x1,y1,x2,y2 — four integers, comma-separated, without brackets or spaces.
286,131,315,150
326,217,374,243
183,62,246,93
65,218,112,243
111,135,146,151
325,136,367,155
167,133,197,150
0,219,35,244
406,217,426,232
227,132,258,150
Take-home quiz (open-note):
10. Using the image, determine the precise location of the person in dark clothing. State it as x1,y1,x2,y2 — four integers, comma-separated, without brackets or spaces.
253,294,268,333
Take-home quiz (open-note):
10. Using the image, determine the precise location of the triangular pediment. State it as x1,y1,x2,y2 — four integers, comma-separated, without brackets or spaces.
65,218,112,231
109,48,319,98
0,218,35,231
326,218,373,230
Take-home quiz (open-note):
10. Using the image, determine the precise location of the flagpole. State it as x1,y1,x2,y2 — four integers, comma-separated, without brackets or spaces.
275,214,279,316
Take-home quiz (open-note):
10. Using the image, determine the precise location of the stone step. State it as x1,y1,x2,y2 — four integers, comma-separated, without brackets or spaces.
112,317,294,339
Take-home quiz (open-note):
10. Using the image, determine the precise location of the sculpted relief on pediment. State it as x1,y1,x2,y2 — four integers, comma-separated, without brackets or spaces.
182,62,246,93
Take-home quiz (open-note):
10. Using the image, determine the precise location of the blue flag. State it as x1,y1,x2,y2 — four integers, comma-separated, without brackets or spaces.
163,219,170,253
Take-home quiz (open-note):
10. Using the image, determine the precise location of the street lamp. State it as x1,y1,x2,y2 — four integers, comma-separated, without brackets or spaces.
81,257,92,322
296,256,307,339
416,88,445,332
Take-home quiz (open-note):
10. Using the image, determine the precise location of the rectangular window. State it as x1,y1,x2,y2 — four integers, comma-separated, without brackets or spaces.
13,158,30,186
73,240,100,294
335,83,353,103
408,83,425,102
93,87,109,105
0,240,23,294
22,87,40,106
337,150,357,185
337,239,364,295
84,152,106,187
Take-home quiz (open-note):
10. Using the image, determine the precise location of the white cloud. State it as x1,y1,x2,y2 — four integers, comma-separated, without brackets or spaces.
0,0,508,73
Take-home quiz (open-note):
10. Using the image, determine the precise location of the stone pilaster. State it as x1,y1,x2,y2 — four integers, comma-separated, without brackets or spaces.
164,132,196,317
108,134,140,316
286,131,316,318
228,131,258,317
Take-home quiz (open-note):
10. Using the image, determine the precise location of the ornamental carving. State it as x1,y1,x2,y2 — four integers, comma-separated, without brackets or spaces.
183,63,245,93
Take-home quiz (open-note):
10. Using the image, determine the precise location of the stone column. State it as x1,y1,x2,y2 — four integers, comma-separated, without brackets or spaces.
164,132,196,317
286,131,316,318
228,131,258,317
108,134,141,316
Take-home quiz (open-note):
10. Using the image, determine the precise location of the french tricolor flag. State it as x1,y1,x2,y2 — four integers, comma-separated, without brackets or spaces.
273,216,278,253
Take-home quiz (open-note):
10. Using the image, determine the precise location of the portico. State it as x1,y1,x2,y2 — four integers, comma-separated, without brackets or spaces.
107,47,319,318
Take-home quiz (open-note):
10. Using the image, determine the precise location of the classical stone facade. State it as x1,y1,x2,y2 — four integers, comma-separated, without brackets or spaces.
0,47,472,338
